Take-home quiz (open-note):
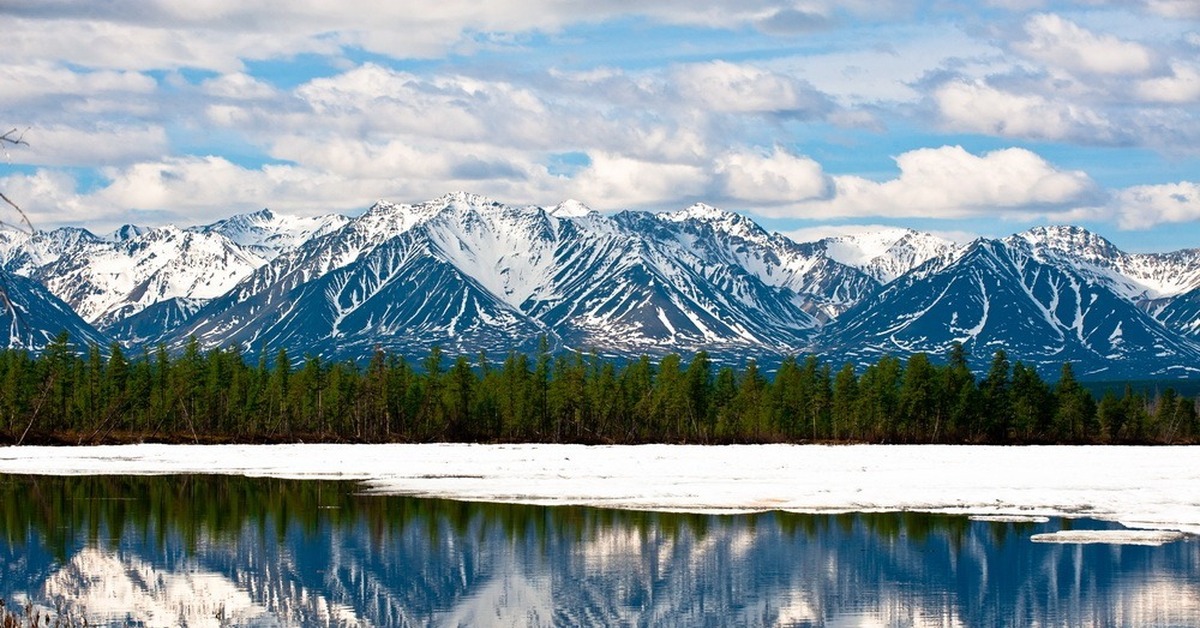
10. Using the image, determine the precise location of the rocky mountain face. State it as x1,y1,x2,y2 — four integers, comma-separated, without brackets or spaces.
0,268,108,350
4,193,1200,379
818,238,1200,378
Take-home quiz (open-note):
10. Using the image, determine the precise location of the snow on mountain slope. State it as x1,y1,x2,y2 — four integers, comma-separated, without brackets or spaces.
179,227,549,359
41,547,274,628
812,228,959,284
174,194,824,360
820,238,1200,378
200,207,349,259
549,198,593,218
0,209,350,338
106,296,207,345
1012,225,1200,300
654,205,877,321
30,225,267,329
6,192,1200,376
0,227,100,275
0,268,107,349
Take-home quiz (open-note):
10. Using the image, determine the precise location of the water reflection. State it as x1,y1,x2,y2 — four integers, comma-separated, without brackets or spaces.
0,474,1196,627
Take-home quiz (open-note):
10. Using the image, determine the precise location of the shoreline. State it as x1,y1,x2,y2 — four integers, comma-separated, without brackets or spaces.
2,443,1198,534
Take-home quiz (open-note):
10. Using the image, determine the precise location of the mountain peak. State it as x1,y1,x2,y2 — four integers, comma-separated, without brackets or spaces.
1015,225,1121,257
433,191,499,208
661,202,734,223
106,224,148,242
549,199,592,218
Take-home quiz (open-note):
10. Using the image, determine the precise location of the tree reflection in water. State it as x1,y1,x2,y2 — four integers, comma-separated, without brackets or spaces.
0,474,1196,627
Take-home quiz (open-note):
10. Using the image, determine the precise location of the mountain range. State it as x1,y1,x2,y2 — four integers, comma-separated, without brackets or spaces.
1,191,1198,379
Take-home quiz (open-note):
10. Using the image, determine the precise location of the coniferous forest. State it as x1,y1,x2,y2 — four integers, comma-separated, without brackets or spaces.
2,333,1198,446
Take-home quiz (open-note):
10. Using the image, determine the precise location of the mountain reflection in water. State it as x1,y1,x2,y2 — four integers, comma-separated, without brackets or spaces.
0,474,1196,627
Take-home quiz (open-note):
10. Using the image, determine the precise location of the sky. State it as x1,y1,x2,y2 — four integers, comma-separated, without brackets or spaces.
2,1,1199,252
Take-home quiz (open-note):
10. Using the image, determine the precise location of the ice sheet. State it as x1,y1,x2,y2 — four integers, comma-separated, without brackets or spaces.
1,444,1197,534
1030,530,1188,546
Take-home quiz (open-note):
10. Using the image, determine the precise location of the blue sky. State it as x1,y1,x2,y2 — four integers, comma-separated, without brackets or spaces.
2,1,1199,252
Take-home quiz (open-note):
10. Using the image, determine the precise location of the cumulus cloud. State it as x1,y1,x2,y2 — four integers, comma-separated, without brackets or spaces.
1,1,890,72
673,61,832,116
1136,62,1200,103
0,170,94,227
93,156,388,216
1014,14,1156,76
781,145,1099,220
5,0,1199,236
714,148,832,203
18,125,169,167
933,79,1117,143
1111,181,1200,229
201,73,280,100
0,62,155,106
568,153,709,208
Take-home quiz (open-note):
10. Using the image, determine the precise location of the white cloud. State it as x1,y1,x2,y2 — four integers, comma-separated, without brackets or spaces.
1111,181,1200,229
201,73,280,100
1143,0,1200,18
0,170,92,227
568,153,709,209
783,145,1099,220
715,148,831,203
672,61,830,116
1136,62,1200,103
0,62,155,106
2,18,330,73
95,157,371,215
18,125,169,167
1014,13,1157,76
933,79,1116,143
1,1,893,72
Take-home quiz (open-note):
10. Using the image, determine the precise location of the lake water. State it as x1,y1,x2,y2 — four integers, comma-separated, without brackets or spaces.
0,474,1196,627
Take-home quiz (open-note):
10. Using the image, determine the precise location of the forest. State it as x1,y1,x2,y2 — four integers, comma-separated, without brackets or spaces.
1,333,1197,446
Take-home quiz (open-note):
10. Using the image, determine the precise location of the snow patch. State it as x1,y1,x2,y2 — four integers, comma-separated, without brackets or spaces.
1030,530,1188,546
2,444,1200,534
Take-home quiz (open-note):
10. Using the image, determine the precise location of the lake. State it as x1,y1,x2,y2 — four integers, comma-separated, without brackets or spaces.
0,474,1196,627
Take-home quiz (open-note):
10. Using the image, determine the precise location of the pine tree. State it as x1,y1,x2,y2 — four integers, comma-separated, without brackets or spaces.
831,363,858,441
1052,363,1094,441
980,350,1012,442
1009,362,1050,441
899,353,937,442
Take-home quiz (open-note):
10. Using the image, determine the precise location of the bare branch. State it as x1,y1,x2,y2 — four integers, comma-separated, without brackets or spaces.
0,128,29,147
0,127,34,234
0,191,34,234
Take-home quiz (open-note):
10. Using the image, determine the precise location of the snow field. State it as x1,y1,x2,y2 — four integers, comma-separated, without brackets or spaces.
1,444,1198,541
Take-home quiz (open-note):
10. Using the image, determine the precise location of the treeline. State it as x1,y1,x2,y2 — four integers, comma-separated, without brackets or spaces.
1,334,1197,445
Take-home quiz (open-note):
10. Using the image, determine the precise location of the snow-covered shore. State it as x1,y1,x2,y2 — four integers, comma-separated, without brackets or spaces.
1,443,1197,534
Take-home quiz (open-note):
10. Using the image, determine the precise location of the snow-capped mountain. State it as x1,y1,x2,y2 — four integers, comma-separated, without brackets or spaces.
0,208,347,338
0,226,98,275
654,205,879,321
105,296,206,345
0,268,107,350
172,193,824,358
5,194,1200,379
816,228,959,284
1011,225,1200,302
27,225,267,330
200,207,349,259
819,237,1200,378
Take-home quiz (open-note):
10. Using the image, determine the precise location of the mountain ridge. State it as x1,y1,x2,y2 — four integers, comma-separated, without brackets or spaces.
3,193,1199,379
